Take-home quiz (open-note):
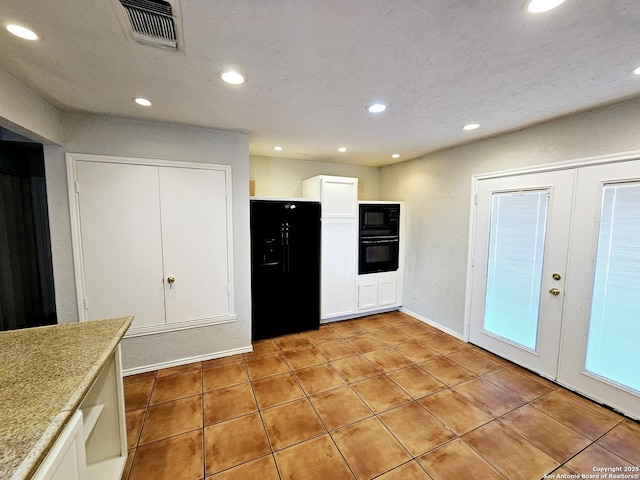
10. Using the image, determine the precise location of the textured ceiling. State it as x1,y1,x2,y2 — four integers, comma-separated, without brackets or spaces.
1,1,640,166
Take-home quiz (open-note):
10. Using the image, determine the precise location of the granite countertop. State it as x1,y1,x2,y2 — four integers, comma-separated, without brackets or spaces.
0,316,132,480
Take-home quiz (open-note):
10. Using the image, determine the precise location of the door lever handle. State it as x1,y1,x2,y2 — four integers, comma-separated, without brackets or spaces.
549,288,560,296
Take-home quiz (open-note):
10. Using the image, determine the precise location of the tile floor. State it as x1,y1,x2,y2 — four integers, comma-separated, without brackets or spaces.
121,311,640,480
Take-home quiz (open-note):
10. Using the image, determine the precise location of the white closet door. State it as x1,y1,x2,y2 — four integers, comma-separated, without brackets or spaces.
76,162,165,329
321,220,357,318
159,167,230,324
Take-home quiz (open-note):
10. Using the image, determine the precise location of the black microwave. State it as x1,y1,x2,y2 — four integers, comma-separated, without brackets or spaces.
359,204,400,236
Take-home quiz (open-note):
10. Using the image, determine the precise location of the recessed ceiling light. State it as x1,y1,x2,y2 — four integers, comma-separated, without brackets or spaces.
338,147,347,153
273,146,283,151
134,97,152,107
527,0,566,13
367,103,387,113
391,154,400,159
462,123,480,131
220,70,245,85
6,24,39,41
633,66,640,75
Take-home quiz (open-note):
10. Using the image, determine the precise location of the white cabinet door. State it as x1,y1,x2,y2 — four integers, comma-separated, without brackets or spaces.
159,167,231,323
321,177,358,218
33,411,86,480
322,221,357,318
378,280,397,306
358,282,378,309
76,162,165,329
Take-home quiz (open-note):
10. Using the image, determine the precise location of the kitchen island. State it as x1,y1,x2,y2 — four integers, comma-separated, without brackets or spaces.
0,316,132,480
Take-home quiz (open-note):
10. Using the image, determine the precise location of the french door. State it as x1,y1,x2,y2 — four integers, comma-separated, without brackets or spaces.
468,158,640,419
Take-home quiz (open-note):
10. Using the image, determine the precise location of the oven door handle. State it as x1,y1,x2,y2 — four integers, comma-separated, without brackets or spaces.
360,238,399,245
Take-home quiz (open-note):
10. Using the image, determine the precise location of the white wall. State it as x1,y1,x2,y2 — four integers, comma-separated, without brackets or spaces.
250,155,381,200
380,97,640,336
0,66,63,145
44,113,251,371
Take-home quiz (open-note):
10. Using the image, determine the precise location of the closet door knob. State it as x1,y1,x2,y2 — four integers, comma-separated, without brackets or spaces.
167,276,176,284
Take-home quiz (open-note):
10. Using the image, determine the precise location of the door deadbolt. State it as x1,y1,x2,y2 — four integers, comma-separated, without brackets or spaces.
552,273,562,281
549,288,560,296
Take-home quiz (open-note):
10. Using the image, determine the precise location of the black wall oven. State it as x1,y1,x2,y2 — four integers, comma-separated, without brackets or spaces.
358,203,400,274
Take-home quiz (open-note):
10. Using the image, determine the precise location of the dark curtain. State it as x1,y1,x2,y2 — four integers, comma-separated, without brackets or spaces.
0,141,56,330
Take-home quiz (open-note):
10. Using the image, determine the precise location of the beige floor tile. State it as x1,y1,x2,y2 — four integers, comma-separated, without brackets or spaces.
241,339,277,359
375,461,432,480
294,363,346,395
597,420,640,465
202,361,248,392
281,346,327,370
421,335,469,355
203,382,257,425
123,371,156,386
387,365,446,399
372,327,414,346
204,413,271,476
244,353,290,380
124,379,154,411
379,402,455,456
462,421,559,480
130,430,203,480
330,320,368,339
305,327,342,344
332,417,411,480
363,347,413,373
419,389,493,435
202,353,244,367
252,372,305,409
417,438,506,480
453,378,525,416
419,357,477,386
149,370,202,405
314,339,358,361
482,367,554,402
446,350,503,375
139,395,202,445
206,455,279,480
125,409,145,449
566,444,635,475
393,340,441,363
397,322,442,339
262,398,327,450
273,333,313,350
275,435,355,480
331,355,381,383
156,362,202,378
500,405,591,462
347,333,387,353
531,390,621,440
351,375,412,413
309,386,373,430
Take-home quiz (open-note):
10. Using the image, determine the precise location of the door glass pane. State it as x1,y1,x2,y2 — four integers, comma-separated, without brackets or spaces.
586,182,640,392
484,190,549,350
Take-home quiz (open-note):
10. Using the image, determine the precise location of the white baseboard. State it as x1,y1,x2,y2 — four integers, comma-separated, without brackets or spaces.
122,345,253,376
320,307,400,324
399,308,464,341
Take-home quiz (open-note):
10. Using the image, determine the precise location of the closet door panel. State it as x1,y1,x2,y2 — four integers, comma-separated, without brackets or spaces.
159,167,230,323
76,161,165,328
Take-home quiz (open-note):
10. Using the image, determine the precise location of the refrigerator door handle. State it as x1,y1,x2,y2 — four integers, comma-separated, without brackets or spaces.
281,222,291,273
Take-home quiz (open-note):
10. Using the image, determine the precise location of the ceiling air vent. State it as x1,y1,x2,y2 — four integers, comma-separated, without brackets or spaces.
119,0,177,49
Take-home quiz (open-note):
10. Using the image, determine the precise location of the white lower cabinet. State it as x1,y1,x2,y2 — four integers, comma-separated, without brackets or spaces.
357,273,400,311
33,348,127,480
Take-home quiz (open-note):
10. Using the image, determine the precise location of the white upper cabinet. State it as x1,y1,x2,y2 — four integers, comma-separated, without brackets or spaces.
302,175,358,218
68,154,235,335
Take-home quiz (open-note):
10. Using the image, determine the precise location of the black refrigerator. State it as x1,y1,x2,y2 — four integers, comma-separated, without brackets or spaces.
250,199,321,340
